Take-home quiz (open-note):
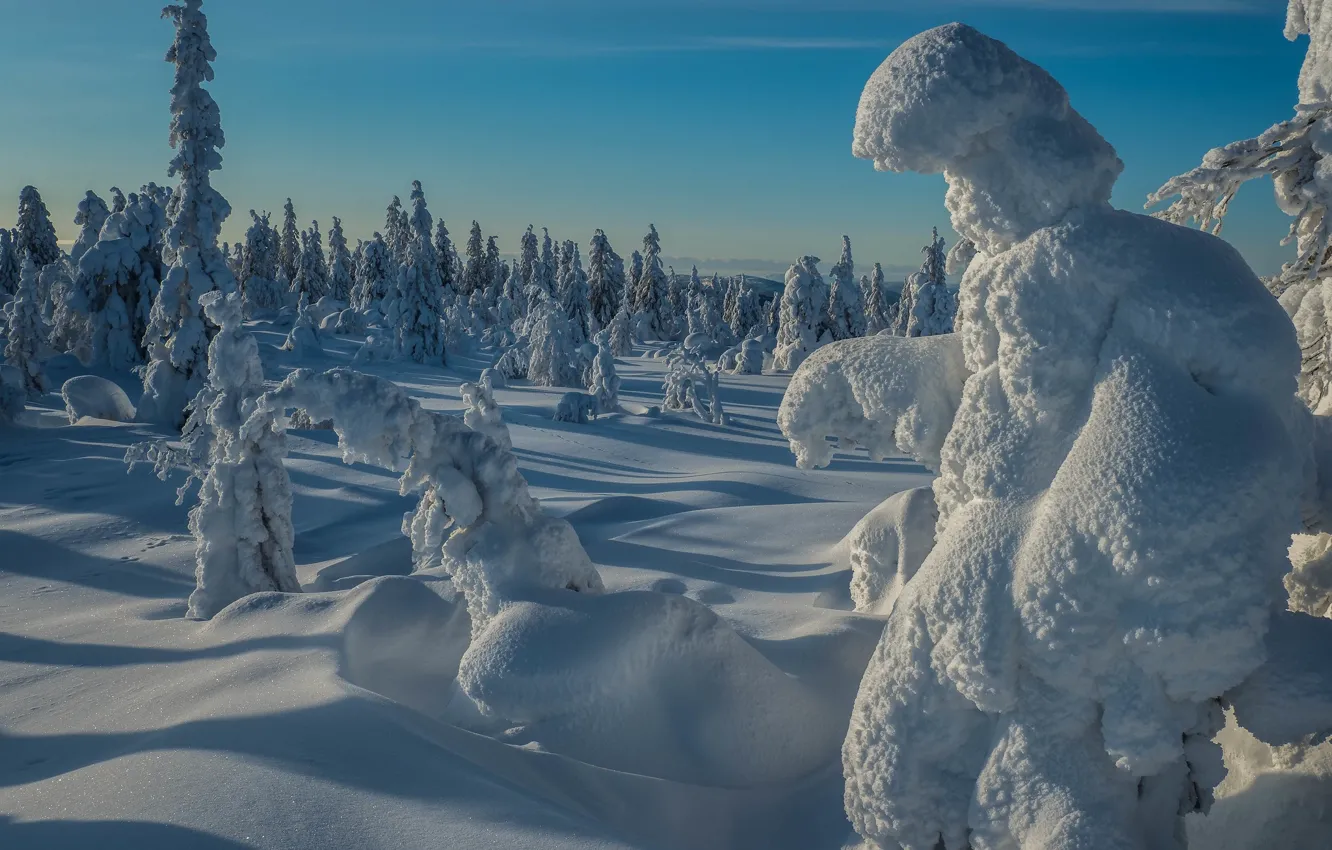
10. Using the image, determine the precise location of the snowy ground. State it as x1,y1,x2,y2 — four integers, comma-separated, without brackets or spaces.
0,325,933,850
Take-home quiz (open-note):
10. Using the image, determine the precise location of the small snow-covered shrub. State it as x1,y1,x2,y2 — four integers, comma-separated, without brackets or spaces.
732,337,764,375
350,332,394,366
554,392,599,424
282,294,322,356
494,339,529,381
846,487,937,615
61,375,137,424
662,345,725,425
586,330,620,414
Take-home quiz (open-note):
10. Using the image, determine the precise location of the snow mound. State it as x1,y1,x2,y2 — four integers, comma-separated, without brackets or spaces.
778,333,965,471
458,588,849,786
61,375,137,424
853,22,1122,256
846,487,938,615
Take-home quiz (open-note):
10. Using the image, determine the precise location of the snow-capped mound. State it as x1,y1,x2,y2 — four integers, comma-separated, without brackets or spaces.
61,375,137,424
853,22,1122,256
778,332,965,471
458,588,850,786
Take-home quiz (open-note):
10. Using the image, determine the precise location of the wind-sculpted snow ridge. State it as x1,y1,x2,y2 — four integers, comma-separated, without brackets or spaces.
826,22,1313,850
244,367,603,636
778,332,965,472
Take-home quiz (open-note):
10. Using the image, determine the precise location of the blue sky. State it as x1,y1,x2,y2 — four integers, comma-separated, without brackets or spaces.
0,0,1302,279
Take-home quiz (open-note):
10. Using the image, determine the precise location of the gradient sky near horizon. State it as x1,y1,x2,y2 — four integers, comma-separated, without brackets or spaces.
0,0,1305,279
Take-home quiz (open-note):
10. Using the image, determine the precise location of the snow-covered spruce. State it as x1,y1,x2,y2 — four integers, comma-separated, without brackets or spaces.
352,233,393,313
294,223,328,300
586,229,625,334
898,227,956,337
633,224,673,341
238,210,285,313
14,186,60,271
827,235,866,341
394,181,447,365
587,328,620,414
772,256,824,372
863,262,893,334
663,342,725,425
560,242,592,346
526,295,582,388
818,23,1312,850
607,300,633,357
0,228,19,299
731,336,764,375
325,216,353,302
244,367,603,635
5,257,49,397
138,0,237,428
278,198,300,284
70,190,110,266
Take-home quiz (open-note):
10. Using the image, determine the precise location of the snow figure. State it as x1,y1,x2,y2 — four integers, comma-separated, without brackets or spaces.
864,262,893,334
460,374,511,451
0,229,19,299
732,336,764,375
395,181,448,365
587,328,620,414
827,235,866,340
5,258,49,397
325,216,353,301
772,256,823,372
663,343,726,425
71,190,110,266
247,368,603,633
278,198,300,284
800,23,1311,850
587,228,625,333
293,223,328,300
332,307,364,336
14,186,60,270
607,300,634,357
353,233,393,313
281,293,321,356
183,290,300,619
561,242,592,347
462,221,487,297
633,224,673,340
138,0,238,428
526,297,582,388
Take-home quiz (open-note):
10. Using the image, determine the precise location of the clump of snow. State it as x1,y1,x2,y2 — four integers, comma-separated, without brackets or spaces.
779,332,965,472
61,375,137,424
281,294,322,356
853,22,1122,257
732,336,764,375
554,391,599,424
846,487,938,616
663,345,726,425
830,22,1312,850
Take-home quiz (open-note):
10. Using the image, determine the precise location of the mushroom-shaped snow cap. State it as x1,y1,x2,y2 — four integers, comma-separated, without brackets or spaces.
854,23,1123,254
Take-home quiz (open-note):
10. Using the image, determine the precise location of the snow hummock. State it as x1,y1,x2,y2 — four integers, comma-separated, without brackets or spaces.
61,375,137,424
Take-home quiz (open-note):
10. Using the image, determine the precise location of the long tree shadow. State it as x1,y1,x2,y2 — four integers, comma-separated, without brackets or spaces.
0,815,253,850
0,530,191,600
584,538,846,593
0,632,338,668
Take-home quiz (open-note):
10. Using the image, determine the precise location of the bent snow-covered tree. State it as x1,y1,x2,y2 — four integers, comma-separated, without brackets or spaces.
139,0,237,428
784,23,1317,850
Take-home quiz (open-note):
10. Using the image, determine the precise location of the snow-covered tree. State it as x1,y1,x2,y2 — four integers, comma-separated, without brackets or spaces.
663,343,725,425
353,232,393,312
827,235,867,340
278,198,300,284
460,375,511,450
586,229,624,333
587,328,620,413
628,249,643,304
633,224,672,340
14,186,60,271
325,216,353,301
773,256,823,371
395,180,447,364
526,296,581,388
864,263,893,333
385,195,409,267
70,191,110,266
901,228,955,337
560,242,592,346
789,24,1314,849
484,236,503,300
281,292,320,356
139,0,238,427
0,229,18,299
182,290,299,619
607,300,633,357
519,225,540,291
462,220,486,297
538,227,558,298
434,220,459,300
946,236,976,278
294,222,328,300
5,257,48,396
238,210,284,312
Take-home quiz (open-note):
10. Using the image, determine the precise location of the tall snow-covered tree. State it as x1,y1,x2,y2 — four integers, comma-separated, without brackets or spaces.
897,228,954,337
294,223,328,300
14,186,60,270
5,257,49,396
561,242,592,346
519,225,540,290
385,196,409,267
773,255,822,371
0,229,19,298
864,263,893,333
395,180,447,364
238,209,284,312
587,229,625,333
433,220,459,300
462,220,486,297
827,235,866,340
628,249,644,306
353,233,394,312
279,198,300,284
326,216,353,301
526,296,581,388
587,328,620,413
70,191,110,266
484,236,503,298
608,300,633,357
633,224,672,340
537,227,558,298
139,0,238,427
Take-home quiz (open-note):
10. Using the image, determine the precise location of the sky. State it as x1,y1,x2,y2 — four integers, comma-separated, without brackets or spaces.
0,0,1305,280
